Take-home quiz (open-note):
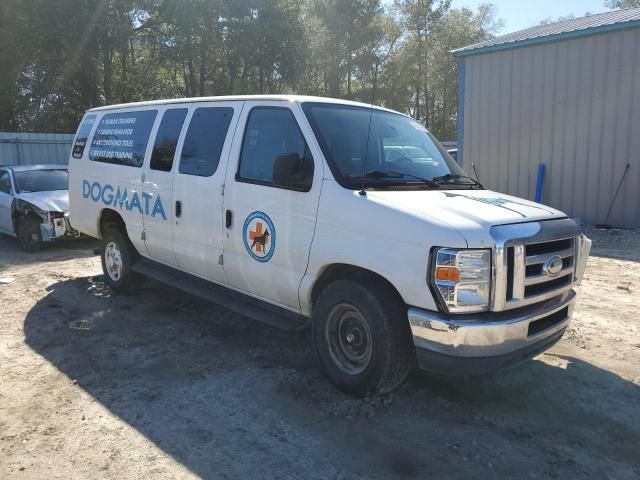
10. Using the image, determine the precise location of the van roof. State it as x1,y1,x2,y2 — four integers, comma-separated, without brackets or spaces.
87,95,401,115
2,164,68,172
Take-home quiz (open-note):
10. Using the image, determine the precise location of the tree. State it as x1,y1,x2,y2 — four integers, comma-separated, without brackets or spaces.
0,0,500,138
304,0,386,98
426,4,502,139
396,0,455,127
605,0,640,8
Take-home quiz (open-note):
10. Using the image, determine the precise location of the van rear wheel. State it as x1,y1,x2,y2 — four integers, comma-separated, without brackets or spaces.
101,228,139,292
312,277,413,397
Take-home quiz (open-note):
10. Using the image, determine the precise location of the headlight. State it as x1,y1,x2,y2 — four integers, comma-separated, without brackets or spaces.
430,248,491,313
19,201,47,219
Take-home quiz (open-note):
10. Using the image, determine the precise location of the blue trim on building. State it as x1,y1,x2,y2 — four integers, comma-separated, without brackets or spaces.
453,19,640,57
535,164,546,203
456,58,465,166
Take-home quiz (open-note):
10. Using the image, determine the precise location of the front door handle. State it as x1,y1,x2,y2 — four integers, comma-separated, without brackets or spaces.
225,209,232,228
175,200,182,218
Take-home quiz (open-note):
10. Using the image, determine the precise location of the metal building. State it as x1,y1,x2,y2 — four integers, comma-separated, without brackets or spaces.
453,9,640,228
0,132,73,167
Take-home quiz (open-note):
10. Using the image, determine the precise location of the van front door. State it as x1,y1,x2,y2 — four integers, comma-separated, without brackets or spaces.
142,106,189,266
171,102,242,284
222,101,322,311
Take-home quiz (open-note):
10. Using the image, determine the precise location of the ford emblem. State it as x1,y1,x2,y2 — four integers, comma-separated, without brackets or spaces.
543,255,564,276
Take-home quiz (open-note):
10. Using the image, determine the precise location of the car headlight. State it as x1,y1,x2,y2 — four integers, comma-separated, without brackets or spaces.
430,248,491,313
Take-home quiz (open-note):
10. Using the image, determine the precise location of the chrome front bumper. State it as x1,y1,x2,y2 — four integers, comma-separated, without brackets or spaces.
409,290,575,374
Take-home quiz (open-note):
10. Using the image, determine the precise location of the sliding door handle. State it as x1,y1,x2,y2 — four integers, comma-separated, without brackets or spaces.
225,209,232,228
175,200,182,218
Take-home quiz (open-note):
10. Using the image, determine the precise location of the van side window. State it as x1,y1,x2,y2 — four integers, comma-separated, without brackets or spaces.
237,107,311,187
150,108,188,172
0,171,11,194
72,114,96,159
179,107,233,177
89,110,157,167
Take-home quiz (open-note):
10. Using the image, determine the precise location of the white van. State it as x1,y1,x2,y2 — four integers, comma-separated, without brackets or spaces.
68,95,591,396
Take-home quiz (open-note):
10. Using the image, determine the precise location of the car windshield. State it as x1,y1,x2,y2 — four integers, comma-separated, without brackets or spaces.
302,102,475,189
14,169,68,193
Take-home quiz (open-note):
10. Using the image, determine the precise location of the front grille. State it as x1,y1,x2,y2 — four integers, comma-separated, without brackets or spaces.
524,275,572,297
526,238,573,256
505,236,576,308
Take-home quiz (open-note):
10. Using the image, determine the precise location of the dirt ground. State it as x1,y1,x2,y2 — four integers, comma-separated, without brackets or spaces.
0,228,638,480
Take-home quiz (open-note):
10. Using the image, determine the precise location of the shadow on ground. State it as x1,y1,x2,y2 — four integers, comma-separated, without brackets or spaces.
23,276,640,479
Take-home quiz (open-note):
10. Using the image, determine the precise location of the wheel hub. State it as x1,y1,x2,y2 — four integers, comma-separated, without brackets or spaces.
104,241,123,282
325,303,373,375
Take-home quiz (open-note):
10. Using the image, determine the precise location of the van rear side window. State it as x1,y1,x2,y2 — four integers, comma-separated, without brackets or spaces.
179,107,233,177
89,110,157,167
72,114,96,159
150,108,188,172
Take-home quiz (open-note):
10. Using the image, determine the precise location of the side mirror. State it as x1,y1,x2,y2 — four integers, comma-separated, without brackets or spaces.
272,152,313,191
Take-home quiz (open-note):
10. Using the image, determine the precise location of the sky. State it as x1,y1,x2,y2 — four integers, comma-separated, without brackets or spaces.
449,0,611,33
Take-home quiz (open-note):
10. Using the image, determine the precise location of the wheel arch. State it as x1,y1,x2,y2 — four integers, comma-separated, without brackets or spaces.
11,199,44,231
97,208,127,240
309,263,407,311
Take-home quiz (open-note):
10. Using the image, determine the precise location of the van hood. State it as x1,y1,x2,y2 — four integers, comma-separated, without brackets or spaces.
15,190,69,213
367,188,566,230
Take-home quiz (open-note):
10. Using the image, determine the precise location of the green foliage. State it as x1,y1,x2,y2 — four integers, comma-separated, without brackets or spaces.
0,0,500,139
605,0,640,8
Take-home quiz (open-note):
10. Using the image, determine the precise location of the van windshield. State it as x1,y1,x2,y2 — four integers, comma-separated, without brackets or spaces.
14,169,68,193
302,102,478,189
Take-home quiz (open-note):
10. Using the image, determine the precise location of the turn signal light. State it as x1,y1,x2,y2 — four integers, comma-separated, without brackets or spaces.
435,266,460,282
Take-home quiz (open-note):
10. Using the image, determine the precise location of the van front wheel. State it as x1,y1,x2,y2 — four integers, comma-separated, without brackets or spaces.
312,278,413,397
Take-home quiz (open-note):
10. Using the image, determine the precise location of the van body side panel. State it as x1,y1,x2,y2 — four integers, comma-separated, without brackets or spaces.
68,108,158,257
299,179,468,315
142,105,190,267
68,114,101,237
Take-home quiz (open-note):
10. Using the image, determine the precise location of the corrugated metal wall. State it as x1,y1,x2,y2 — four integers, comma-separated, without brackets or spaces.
461,27,640,228
0,132,73,167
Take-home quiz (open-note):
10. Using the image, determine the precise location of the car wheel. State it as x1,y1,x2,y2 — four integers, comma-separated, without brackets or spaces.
312,277,413,397
101,228,139,293
16,216,43,252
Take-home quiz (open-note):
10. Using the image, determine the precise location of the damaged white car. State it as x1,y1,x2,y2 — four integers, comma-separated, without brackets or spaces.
0,165,78,251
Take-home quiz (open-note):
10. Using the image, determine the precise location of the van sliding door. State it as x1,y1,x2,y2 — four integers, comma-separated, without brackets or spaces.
171,101,243,285
142,106,189,267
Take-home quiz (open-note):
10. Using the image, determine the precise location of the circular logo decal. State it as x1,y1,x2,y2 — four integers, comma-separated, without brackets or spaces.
242,211,276,262
542,255,563,276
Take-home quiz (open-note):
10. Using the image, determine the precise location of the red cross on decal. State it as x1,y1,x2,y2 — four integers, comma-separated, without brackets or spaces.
249,221,270,253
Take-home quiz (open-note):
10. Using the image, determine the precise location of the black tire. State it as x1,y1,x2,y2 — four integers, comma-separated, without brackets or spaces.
16,216,43,252
312,276,413,397
101,228,139,293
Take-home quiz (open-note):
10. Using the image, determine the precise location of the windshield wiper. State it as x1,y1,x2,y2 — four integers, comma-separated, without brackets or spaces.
347,169,439,188
431,173,483,188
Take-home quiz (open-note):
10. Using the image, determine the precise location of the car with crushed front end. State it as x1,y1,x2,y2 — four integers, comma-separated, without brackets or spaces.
0,164,78,251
